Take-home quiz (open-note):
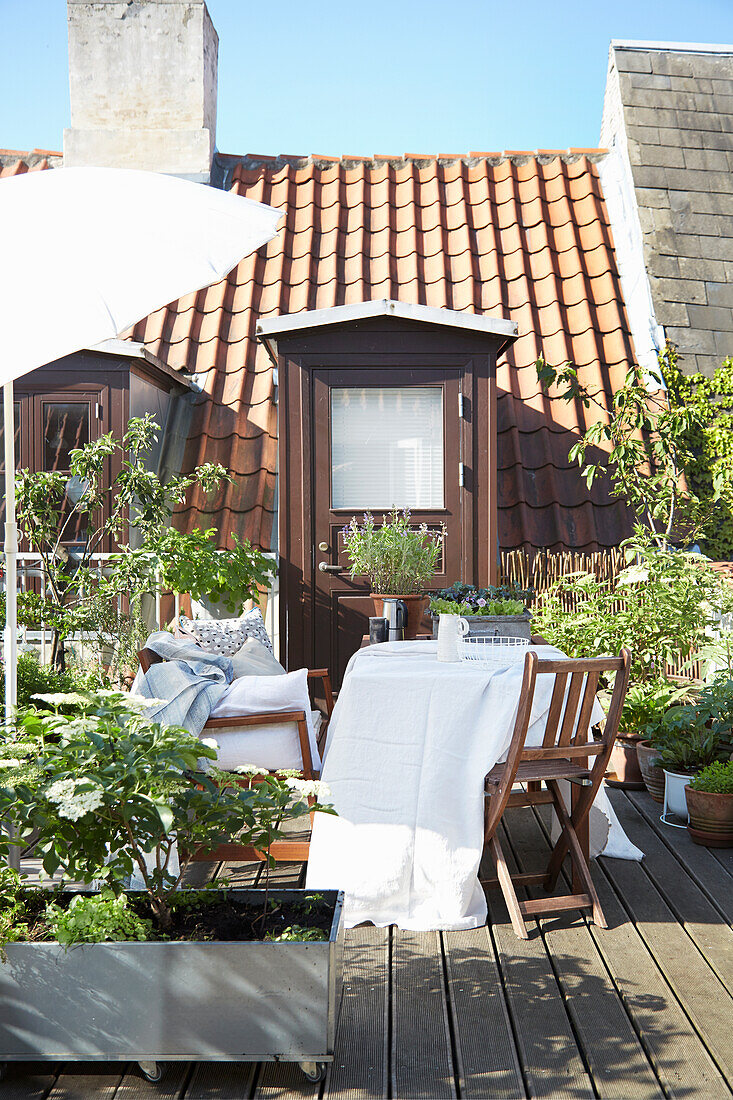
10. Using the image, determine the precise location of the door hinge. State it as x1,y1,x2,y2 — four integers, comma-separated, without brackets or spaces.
458,393,465,419
459,461,465,488
95,402,102,420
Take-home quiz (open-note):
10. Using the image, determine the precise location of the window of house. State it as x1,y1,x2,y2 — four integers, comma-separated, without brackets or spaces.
42,402,90,472
330,386,444,509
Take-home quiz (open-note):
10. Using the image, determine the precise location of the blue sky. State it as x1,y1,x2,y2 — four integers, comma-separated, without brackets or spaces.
2,0,733,158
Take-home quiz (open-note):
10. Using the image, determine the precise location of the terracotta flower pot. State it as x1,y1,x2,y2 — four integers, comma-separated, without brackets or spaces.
371,594,429,640
606,734,645,789
636,740,666,803
685,787,733,847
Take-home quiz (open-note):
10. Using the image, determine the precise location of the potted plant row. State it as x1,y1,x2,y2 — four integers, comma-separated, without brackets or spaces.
428,582,533,640
634,674,733,844
606,679,692,790
341,510,444,638
0,690,342,1082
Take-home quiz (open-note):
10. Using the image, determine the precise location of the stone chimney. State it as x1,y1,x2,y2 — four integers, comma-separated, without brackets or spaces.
63,0,218,183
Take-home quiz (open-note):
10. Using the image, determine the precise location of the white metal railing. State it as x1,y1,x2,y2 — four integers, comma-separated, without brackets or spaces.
1,550,280,662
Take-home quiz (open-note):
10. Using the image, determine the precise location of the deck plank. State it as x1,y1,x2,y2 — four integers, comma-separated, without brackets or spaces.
113,1063,189,1098
598,844,733,1084
441,926,524,1099
253,1061,320,1098
504,806,663,1099
486,825,594,1100
612,793,733,989
186,1062,256,1099
325,926,388,1100
44,1066,124,1100
589,862,731,1098
625,791,733,922
0,1063,61,1100
391,931,456,1100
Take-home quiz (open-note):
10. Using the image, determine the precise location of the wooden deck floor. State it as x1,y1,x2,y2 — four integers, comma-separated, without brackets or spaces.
3,788,732,1100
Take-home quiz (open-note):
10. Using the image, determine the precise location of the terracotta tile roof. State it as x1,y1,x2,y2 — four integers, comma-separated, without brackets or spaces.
0,150,62,176
131,151,636,552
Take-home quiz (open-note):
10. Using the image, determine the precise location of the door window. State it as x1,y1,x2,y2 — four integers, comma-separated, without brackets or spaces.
330,386,444,509
42,402,90,472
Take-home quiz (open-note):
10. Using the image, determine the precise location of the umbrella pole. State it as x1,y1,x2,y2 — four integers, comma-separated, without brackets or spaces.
3,382,19,870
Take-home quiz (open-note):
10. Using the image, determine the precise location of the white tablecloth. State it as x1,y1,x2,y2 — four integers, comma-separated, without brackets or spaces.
306,641,642,930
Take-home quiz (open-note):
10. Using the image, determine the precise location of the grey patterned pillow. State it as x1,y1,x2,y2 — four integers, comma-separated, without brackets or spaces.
179,608,273,656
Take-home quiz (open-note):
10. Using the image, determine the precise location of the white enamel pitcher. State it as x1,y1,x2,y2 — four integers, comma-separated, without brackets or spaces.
436,613,469,662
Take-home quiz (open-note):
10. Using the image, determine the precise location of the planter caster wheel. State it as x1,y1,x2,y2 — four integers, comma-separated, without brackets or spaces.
138,1061,165,1083
299,1061,327,1083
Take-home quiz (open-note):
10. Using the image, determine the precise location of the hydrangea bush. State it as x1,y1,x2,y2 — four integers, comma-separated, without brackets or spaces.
0,691,333,931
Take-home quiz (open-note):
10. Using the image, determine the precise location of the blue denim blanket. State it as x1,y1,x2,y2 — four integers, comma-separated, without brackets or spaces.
131,631,234,736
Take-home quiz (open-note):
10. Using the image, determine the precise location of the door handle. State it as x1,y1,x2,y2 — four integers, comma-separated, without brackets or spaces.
318,561,346,574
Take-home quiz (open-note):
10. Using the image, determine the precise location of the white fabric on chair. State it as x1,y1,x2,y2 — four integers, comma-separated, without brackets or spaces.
306,640,641,931
209,668,321,772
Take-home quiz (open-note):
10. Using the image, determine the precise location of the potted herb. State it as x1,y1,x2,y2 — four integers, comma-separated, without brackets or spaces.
649,685,733,817
428,582,533,640
0,691,341,1081
606,679,690,791
341,511,444,638
685,760,733,847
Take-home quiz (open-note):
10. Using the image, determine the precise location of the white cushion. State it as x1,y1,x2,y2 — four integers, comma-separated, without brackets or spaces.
208,668,320,773
229,637,286,679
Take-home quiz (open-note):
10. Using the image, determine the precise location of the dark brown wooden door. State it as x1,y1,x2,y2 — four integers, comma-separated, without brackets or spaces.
311,367,467,684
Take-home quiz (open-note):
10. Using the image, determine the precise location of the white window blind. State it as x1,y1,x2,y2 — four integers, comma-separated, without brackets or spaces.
331,387,444,509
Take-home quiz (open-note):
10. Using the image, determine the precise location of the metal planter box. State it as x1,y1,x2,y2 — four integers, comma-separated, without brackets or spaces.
0,889,344,1067
432,612,532,640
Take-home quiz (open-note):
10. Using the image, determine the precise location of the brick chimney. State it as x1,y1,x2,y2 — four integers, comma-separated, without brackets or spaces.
63,0,218,183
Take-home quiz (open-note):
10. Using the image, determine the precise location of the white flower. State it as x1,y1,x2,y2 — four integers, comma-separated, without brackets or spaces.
285,778,332,801
33,692,90,708
235,763,264,777
46,777,104,821
0,759,22,769
127,695,169,710
200,737,220,752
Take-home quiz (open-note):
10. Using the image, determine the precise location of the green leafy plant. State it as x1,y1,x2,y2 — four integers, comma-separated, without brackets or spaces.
534,531,733,684
0,651,102,710
148,527,275,615
619,680,692,737
45,891,153,946
14,415,230,671
341,511,444,593
429,596,525,617
0,691,334,933
264,925,327,942
689,760,733,794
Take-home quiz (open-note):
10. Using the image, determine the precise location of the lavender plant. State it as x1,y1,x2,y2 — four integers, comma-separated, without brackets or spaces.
341,511,444,593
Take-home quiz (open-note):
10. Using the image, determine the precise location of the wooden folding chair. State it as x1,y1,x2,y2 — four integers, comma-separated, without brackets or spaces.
137,648,334,863
482,648,631,939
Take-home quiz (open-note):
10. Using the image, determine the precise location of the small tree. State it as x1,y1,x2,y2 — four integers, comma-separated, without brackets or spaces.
14,416,273,673
534,342,733,550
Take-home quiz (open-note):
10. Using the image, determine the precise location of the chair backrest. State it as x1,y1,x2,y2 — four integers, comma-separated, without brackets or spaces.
489,649,631,812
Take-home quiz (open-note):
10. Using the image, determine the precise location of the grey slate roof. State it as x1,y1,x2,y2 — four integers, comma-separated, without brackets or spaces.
603,43,733,375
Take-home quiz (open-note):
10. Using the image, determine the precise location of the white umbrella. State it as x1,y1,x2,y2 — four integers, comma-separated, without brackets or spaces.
1,166,282,724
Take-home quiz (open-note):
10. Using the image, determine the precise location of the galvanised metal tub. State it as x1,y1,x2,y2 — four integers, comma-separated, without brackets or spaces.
0,889,344,1073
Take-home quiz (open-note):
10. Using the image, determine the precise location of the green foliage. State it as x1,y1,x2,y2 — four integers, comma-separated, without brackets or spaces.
0,651,102,710
45,891,153,946
646,676,733,773
341,511,444,594
0,869,33,953
264,925,328,942
14,415,231,672
431,581,533,606
534,530,733,683
535,342,733,551
619,679,692,737
0,691,334,930
147,527,275,615
689,760,733,794
428,597,525,617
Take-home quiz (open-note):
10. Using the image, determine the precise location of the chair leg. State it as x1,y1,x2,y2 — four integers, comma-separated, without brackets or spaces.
546,782,607,929
488,835,529,940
